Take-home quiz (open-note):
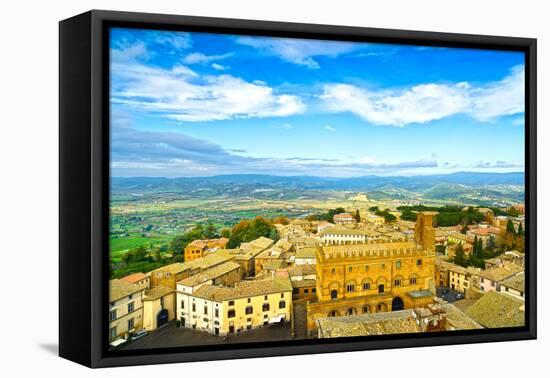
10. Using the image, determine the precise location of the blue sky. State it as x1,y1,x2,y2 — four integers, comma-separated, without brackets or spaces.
110,27,525,177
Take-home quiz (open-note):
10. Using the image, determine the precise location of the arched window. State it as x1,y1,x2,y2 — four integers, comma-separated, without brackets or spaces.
396,260,402,269
331,268,336,275
330,289,338,299
363,305,370,313
328,310,339,317
363,281,371,291
346,283,355,293
410,276,417,285
346,308,356,316
378,284,385,294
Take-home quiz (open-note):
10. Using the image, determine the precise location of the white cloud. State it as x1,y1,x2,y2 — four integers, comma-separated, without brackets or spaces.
211,63,227,71
320,65,525,126
469,65,525,121
324,125,336,131
111,45,306,122
183,52,234,64
237,36,361,69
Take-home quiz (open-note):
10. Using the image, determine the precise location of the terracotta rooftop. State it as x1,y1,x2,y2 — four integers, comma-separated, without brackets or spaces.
191,278,292,302
499,272,525,292
143,286,173,301
464,291,525,328
317,310,420,338
120,272,148,284
177,261,241,287
477,265,523,282
110,279,146,302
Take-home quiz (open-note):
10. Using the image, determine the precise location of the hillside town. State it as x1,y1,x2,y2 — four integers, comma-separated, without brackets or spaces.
109,204,527,349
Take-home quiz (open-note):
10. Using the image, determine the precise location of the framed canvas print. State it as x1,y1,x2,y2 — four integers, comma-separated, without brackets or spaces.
59,10,537,368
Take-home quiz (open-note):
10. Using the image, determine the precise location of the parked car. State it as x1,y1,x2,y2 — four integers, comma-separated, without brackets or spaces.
131,329,148,341
442,288,449,295
455,293,464,300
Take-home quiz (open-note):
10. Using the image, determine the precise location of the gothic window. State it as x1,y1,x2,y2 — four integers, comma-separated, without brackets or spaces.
331,289,338,299
346,283,355,293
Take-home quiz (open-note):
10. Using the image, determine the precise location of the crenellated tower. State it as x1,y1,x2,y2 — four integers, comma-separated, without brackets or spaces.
414,211,438,251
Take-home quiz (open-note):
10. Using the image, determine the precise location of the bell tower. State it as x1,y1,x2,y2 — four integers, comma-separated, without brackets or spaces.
414,211,438,251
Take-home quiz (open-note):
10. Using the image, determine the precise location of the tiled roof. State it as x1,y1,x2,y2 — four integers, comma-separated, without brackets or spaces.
295,247,317,259
317,310,420,338
120,272,148,283
464,291,525,328
477,265,523,282
177,261,241,287
143,286,173,301
499,272,525,292
110,279,146,302
319,226,365,236
192,278,292,301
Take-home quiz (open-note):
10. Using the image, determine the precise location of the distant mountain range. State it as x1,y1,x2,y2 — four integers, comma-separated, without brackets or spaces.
111,172,524,205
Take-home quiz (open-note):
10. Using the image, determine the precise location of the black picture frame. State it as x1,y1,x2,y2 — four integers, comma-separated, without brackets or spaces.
59,9,537,368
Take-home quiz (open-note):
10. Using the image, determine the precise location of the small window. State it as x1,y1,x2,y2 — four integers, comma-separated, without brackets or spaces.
228,300,235,306
247,298,251,303
215,308,219,318
281,293,284,298
204,306,208,315
264,295,268,300
192,303,196,312
363,282,371,291
396,261,402,269
331,268,336,275
227,309,235,318
348,266,352,273
381,263,385,269
127,318,134,330
417,259,422,266
394,279,402,287
110,327,117,339
180,300,185,309
262,303,270,311
312,288,316,293
279,301,286,309
304,288,309,294
365,265,369,271
410,277,417,285
245,306,253,315
109,310,117,321
128,302,134,313
331,289,338,299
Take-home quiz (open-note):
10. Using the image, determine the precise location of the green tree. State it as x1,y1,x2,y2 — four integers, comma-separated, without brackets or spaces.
220,228,231,238
355,209,361,222
453,244,468,267
204,222,218,239
506,219,516,235
269,228,279,241
369,206,379,212
227,216,275,248
517,223,524,238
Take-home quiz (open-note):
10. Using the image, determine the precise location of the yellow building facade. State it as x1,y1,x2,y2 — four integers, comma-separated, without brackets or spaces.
306,212,437,335
142,286,176,331
176,279,292,336
109,279,147,342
